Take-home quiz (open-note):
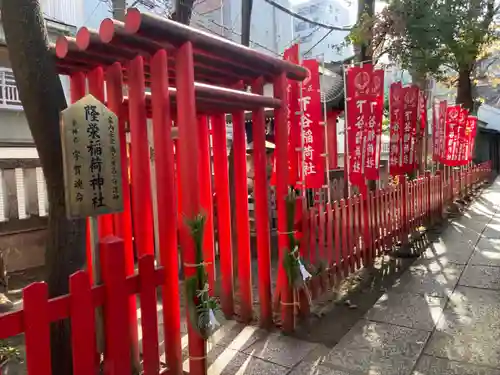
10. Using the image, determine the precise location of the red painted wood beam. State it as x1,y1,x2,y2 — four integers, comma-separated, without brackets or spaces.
124,8,308,82
150,49,183,375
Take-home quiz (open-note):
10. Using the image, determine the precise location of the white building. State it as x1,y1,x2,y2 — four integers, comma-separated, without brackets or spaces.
84,0,293,56
292,0,352,62
0,0,83,148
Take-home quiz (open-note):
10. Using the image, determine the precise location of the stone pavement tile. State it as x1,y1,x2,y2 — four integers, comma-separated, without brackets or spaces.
241,332,318,368
183,344,289,375
212,323,269,351
448,222,488,239
459,265,500,290
413,355,500,375
476,238,500,252
424,286,500,368
323,320,429,375
420,242,474,265
288,361,358,375
482,223,500,239
391,262,465,297
365,291,446,331
469,248,500,267
466,203,496,218
449,220,487,236
438,230,481,248
288,345,357,375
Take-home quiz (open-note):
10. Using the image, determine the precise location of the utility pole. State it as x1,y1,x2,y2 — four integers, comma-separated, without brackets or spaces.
112,0,127,20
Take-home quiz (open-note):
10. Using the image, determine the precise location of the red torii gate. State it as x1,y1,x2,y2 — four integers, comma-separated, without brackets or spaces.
53,9,307,375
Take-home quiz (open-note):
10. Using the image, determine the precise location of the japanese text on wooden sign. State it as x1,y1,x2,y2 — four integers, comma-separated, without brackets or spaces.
60,94,124,219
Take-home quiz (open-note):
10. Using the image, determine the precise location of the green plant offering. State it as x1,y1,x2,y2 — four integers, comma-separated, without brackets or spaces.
282,190,312,290
184,213,221,340
0,340,21,366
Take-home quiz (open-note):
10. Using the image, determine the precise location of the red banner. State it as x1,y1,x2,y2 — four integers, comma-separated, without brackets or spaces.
456,108,469,166
301,59,325,188
345,65,370,187
389,82,403,175
345,64,383,187
443,105,460,166
283,44,300,186
418,91,427,167
364,69,384,180
402,85,419,173
437,101,447,162
431,98,439,161
467,116,478,162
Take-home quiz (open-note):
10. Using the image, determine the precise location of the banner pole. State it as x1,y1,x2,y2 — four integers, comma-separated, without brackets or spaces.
342,64,351,198
321,54,332,204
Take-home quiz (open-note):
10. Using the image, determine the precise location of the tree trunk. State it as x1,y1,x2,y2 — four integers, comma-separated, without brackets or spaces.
355,0,375,63
1,1,87,375
456,68,474,112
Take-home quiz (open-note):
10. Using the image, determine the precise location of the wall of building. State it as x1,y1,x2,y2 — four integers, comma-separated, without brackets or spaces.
41,0,85,27
83,0,293,56
292,0,352,62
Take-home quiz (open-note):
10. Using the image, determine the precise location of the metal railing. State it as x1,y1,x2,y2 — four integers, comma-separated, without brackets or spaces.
0,68,22,110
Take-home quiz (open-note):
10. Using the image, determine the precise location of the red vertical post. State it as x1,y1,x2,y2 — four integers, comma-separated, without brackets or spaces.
197,116,216,292
251,78,272,327
70,272,97,375
100,237,132,375
128,55,154,257
212,114,234,318
150,49,182,375
70,73,94,283
401,176,409,244
105,64,139,361
347,198,355,272
362,194,371,266
138,255,160,375
340,199,349,277
326,203,334,283
436,170,444,220
176,41,206,375
274,72,293,332
106,63,134,263
333,200,341,278
88,67,114,237
233,110,253,322
354,196,362,268
23,283,52,375
318,204,326,266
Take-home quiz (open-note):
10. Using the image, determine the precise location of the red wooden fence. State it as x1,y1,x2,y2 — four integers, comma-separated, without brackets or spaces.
0,161,491,375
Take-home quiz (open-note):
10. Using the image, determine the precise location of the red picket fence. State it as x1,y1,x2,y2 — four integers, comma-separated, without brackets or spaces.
0,237,168,375
0,162,491,375
297,162,491,307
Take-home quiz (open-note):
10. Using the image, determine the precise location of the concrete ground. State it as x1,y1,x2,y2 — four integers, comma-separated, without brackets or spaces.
198,178,500,375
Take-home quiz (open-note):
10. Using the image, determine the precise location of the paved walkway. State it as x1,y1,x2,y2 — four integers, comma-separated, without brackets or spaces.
201,178,500,375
